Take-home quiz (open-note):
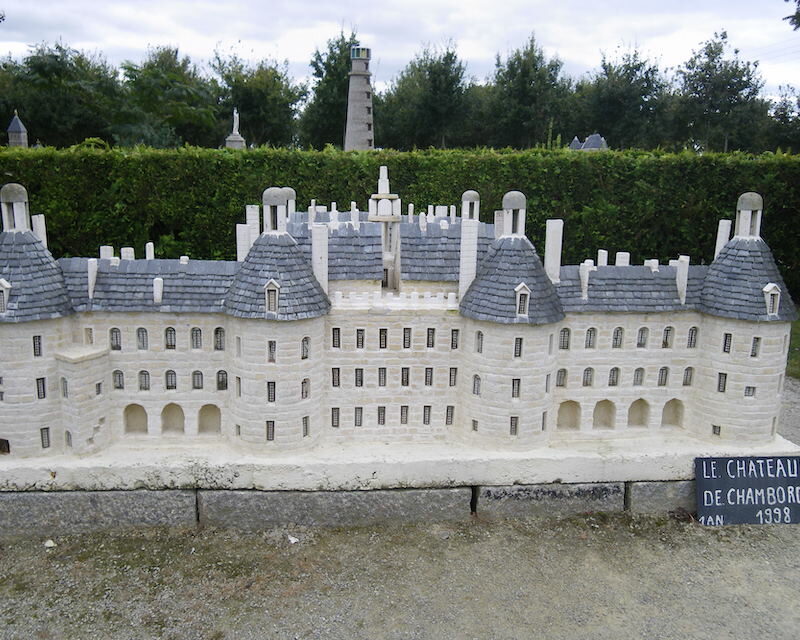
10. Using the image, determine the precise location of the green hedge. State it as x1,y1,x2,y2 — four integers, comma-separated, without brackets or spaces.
2,146,799,297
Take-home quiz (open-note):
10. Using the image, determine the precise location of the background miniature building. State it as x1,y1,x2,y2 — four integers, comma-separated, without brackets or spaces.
569,133,608,151
6,110,28,148
0,170,795,459
344,46,374,151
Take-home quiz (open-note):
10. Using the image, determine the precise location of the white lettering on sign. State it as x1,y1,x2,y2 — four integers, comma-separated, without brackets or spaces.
725,458,799,480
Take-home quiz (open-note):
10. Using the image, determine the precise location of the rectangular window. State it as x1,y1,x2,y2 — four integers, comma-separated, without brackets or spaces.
379,328,388,349
449,368,457,387
331,368,340,387
113,370,124,390
381,268,389,288
751,337,761,357
510,416,519,436
85,328,94,345
95,382,102,396
378,406,386,425
451,329,459,349
723,333,732,353
60,377,68,398
401,367,410,387
556,369,567,387
423,405,431,425
40,427,50,448
712,424,721,436
512,378,521,398
267,288,277,312
446,405,454,425
266,421,275,441
541,411,548,431
545,374,551,393
267,381,276,403
355,368,363,387
236,376,242,397
745,386,756,397
268,340,276,363
514,337,523,358
633,368,644,386
548,334,554,355
332,327,341,348
636,327,648,348
426,328,435,348
36,377,46,399
33,335,42,357
403,327,411,349
476,331,484,353
354,406,363,427
331,408,340,428
302,416,309,437
683,368,694,386
658,368,669,386
378,367,386,387
236,336,242,356
717,373,727,392
425,368,433,386
517,293,528,315
356,329,365,349
472,419,479,432
400,405,409,424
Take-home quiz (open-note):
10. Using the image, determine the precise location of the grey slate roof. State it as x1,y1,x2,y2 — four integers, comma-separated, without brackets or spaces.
224,232,330,320
699,236,798,322
0,231,74,323
288,220,384,281
556,265,707,313
6,114,26,133
60,258,237,313
400,222,493,282
460,235,564,325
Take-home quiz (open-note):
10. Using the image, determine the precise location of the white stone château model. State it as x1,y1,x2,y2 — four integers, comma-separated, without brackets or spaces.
0,169,796,462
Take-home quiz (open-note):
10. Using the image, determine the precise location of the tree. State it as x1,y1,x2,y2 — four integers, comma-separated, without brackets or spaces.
376,44,468,149
120,47,220,147
213,53,305,147
676,31,768,151
490,35,572,148
0,43,122,147
768,86,800,151
299,31,359,149
785,0,800,30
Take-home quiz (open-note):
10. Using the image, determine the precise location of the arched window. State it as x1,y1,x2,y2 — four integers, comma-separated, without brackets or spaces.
559,328,570,350
138,370,150,391
608,367,620,386
585,328,597,349
301,378,310,399
636,327,648,348
633,368,645,386
137,328,148,350
165,327,176,350
109,328,122,351
65,430,73,448
112,370,124,390
191,327,202,350
214,327,225,351
192,370,204,389
612,327,624,349
216,370,228,391
556,369,567,387
682,367,694,386
301,336,310,360
472,375,481,396
658,367,669,386
165,370,177,390
582,368,594,387
475,331,484,353
662,326,674,348
687,326,698,348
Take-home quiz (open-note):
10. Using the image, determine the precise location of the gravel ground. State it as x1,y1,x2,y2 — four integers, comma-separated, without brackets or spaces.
1,383,798,640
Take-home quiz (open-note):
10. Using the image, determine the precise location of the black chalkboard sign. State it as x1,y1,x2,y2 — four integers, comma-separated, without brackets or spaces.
695,456,800,525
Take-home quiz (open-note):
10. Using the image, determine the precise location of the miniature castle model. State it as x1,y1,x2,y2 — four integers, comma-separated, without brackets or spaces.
0,169,796,460
569,133,608,151
344,46,374,151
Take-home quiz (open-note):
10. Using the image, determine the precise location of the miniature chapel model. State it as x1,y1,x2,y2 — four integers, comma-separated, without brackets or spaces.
0,169,795,458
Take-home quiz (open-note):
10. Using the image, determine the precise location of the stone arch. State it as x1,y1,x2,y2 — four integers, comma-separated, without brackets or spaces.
628,399,650,428
661,399,684,428
593,400,615,430
557,401,580,430
161,403,185,434
198,404,221,435
124,404,147,434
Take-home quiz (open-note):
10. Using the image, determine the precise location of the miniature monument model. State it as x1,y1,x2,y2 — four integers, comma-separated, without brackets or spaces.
344,46,374,151
225,107,246,149
0,169,797,490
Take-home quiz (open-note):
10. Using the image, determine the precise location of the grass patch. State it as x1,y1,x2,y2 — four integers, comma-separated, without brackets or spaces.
789,320,800,379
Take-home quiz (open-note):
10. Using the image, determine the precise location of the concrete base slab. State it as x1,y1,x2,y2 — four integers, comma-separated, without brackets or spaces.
0,490,196,537
628,481,696,514
1,434,797,492
198,488,472,528
478,483,624,518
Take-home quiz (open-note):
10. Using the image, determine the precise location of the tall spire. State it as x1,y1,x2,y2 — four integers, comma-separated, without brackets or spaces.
344,46,374,151
7,110,29,148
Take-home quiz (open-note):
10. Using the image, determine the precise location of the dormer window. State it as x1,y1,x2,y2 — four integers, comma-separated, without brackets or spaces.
0,278,11,313
515,282,531,316
763,283,781,316
264,279,280,314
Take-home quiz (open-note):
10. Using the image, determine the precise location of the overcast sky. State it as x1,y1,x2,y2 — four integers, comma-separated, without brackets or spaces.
2,0,798,94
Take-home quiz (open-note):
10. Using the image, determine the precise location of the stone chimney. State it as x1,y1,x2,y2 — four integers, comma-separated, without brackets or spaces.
461,190,480,220
458,218,479,298
311,224,329,294
676,255,690,305
502,191,526,236
544,219,563,284
734,192,763,239
714,219,732,259
0,183,31,232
